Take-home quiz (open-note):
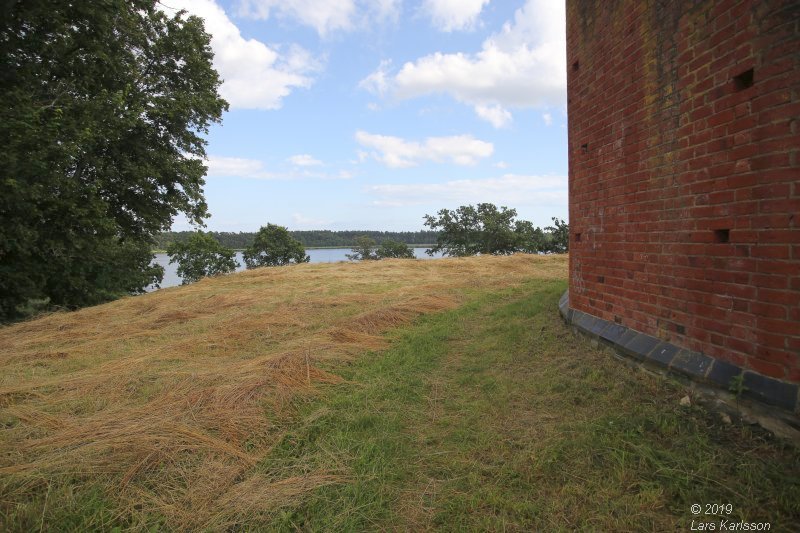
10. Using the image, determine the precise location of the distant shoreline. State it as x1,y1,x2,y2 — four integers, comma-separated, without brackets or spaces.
151,245,438,253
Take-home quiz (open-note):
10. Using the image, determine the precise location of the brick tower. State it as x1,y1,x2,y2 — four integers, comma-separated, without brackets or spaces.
563,0,799,413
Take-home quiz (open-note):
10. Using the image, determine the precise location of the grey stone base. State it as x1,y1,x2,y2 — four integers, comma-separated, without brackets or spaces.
558,291,800,416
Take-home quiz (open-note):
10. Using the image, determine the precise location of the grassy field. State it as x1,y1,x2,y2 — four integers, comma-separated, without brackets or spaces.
0,255,797,531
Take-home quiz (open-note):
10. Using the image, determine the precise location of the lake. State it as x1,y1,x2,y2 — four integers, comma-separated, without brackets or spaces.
149,247,442,290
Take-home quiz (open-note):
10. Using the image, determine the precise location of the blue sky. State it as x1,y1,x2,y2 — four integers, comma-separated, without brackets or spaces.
164,0,567,232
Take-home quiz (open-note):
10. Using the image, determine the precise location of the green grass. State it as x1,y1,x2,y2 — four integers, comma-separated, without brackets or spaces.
240,279,799,531
3,273,798,530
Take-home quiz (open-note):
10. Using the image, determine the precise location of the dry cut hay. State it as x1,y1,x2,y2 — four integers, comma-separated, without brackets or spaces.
0,254,567,528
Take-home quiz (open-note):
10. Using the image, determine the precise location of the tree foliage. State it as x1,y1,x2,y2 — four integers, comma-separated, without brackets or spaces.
424,204,569,257
154,230,440,250
166,232,238,284
544,218,570,254
424,204,520,256
376,240,415,259
346,237,414,261
0,1,227,320
243,224,310,268
346,236,378,261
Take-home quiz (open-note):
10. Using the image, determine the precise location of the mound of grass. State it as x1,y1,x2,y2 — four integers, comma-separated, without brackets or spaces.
2,255,797,530
0,255,565,530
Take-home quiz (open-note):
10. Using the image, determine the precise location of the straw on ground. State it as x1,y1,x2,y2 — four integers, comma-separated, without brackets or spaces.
0,255,565,529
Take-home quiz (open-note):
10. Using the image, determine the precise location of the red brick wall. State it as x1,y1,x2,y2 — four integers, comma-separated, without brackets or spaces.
567,0,800,382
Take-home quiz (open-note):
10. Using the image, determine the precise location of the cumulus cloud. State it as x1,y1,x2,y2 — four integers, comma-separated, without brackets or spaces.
164,0,319,110
367,174,567,207
542,112,553,126
207,156,280,179
358,59,392,96
236,0,400,36
288,154,323,166
207,155,351,180
355,131,493,168
422,0,490,32
365,0,402,24
475,104,512,128
361,0,565,127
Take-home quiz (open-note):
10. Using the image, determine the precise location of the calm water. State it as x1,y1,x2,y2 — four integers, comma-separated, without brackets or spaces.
148,247,442,290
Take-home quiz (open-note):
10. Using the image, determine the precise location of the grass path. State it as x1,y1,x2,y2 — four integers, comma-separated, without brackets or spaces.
259,279,799,531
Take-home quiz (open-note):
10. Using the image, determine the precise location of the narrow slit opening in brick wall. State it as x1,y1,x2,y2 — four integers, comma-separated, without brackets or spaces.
733,68,754,91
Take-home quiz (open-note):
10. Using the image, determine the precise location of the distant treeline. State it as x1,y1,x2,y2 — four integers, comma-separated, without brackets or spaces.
154,230,440,250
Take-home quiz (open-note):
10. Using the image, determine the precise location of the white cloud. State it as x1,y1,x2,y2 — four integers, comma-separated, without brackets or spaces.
163,0,318,110
354,150,370,163
207,155,351,180
365,0,402,24
361,0,565,127
355,131,493,168
542,112,553,126
206,156,280,179
237,0,355,35
494,161,508,169
367,174,567,207
236,0,400,36
422,0,490,32
475,104,512,128
288,154,323,166
336,170,355,179
358,59,392,96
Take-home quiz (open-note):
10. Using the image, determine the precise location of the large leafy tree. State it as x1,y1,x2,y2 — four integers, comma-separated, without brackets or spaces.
543,218,570,253
424,203,521,256
376,240,414,259
514,220,548,254
166,231,238,284
346,235,378,261
424,204,569,256
0,1,227,320
243,224,310,268
346,237,415,261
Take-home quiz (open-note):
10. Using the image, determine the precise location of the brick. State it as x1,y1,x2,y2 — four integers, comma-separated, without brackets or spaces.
757,317,798,336
748,357,787,379
751,245,790,259
750,302,787,319
567,0,800,398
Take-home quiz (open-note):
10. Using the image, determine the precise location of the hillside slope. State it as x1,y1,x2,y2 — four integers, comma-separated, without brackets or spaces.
0,255,566,529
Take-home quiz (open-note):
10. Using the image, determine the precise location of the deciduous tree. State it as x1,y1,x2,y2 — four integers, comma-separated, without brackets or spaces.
167,232,238,284
0,1,227,320
346,236,378,261
243,224,309,268
424,204,569,256
424,204,519,256
543,218,569,253
376,240,415,259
